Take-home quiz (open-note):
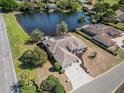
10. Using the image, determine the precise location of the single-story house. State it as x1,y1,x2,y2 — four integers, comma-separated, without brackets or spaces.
92,35,115,47
120,5,124,12
77,24,121,47
81,24,121,38
118,14,124,22
42,34,87,68
45,4,58,12
104,26,121,37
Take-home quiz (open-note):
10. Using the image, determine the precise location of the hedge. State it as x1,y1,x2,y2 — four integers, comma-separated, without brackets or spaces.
75,31,117,56
55,83,65,93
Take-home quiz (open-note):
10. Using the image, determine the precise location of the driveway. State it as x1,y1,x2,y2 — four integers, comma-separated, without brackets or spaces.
71,61,124,93
64,62,93,90
112,34,124,49
0,14,18,93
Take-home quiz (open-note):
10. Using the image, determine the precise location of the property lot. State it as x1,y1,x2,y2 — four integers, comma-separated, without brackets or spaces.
34,62,72,93
72,33,123,77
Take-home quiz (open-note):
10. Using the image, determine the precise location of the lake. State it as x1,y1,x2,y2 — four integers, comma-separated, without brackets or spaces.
16,12,90,35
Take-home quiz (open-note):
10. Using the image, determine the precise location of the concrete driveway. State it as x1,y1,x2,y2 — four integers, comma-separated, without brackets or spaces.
64,62,93,90
112,35,124,49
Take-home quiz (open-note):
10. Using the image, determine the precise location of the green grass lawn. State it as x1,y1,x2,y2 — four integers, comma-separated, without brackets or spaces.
104,0,120,5
3,14,35,76
110,23,124,31
20,86,37,93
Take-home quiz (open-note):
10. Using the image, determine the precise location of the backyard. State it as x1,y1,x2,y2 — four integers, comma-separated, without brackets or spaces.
3,13,72,93
72,33,124,77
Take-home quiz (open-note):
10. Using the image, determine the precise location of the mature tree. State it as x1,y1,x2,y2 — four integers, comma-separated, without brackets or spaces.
20,47,48,68
40,75,64,92
111,4,120,11
0,0,17,12
56,21,68,35
69,1,81,11
80,16,86,25
31,29,44,42
99,9,117,24
56,0,69,9
119,0,124,5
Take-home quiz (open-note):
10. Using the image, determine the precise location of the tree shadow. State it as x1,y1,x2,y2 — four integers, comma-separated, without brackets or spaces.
10,82,20,93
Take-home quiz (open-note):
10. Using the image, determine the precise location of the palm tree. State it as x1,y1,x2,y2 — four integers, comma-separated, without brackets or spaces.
19,71,34,87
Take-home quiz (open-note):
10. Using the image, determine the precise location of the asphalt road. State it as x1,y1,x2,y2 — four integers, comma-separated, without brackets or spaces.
71,61,124,93
0,14,18,93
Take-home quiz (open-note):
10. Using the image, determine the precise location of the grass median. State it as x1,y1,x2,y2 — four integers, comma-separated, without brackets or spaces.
3,13,35,77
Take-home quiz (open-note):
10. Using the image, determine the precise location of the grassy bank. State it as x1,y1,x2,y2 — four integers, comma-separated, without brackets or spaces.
104,0,120,5
109,23,124,31
3,13,35,76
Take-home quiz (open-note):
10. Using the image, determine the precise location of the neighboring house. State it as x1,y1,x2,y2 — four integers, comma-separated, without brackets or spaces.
118,14,124,22
77,24,121,47
42,34,87,68
45,4,58,12
93,35,115,47
120,5,124,12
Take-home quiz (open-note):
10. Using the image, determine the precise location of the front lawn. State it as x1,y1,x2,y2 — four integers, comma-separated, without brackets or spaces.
20,86,37,93
110,23,124,31
3,13,35,76
104,0,120,5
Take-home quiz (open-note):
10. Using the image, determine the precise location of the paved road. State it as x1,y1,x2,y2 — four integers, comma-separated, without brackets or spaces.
71,61,124,93
0,14,18,93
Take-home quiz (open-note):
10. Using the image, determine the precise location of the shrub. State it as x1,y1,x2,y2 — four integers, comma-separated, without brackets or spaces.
89,51,97,59
40,75,64,92
53,63,61,71
59,69,65,74
55,83,64,93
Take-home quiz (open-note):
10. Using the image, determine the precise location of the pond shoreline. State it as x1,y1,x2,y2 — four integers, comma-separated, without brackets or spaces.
15,12,90,36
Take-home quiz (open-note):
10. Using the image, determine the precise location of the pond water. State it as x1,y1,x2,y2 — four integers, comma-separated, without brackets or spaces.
16,12,90,35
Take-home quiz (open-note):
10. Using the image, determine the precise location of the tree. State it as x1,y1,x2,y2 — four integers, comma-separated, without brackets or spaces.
20,47,48,68
80,16,86,25
69,1,81,11
31,29,44,43
119,0,124,5
99,9,117,24
56,0,69,9
40,75,64,92
0,0,17,12
56,21,68,35
19,71,34,87
111,4,120,11
54,83,64,93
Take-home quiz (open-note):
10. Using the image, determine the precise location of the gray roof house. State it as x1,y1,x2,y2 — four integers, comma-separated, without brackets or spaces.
93,35,115,47
43,35,87,68
118,14,124,22
77,24,121,47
